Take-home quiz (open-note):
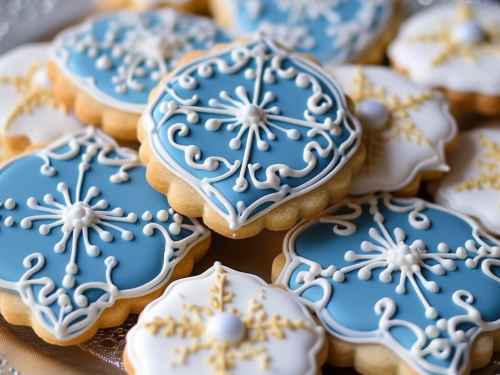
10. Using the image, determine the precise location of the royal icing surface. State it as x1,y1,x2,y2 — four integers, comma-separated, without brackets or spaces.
218,0,395,66
126,262,325,375
277,193,500,375
388,3,500,96
329,66,457,195
51,9,231,113
435,127,500,236
0,126,209,341
0,43,84,146
143,36,361,230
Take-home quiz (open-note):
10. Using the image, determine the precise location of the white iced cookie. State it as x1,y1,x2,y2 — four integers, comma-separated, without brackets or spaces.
330,65,457,195
124,262,326,375
388,3,500,116
0,43,84,153
435,127,500,236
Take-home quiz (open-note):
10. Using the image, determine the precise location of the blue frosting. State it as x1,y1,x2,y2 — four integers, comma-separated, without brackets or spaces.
281,194,500,375
230,0,392,65
0,127,208,340
54,9,231,110
146,37,360,229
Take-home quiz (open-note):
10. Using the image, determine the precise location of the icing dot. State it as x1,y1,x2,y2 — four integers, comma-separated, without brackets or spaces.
206,312,245,344
4,216,14,227
33,67,52,89
96,55,113,70
4,198,16,210
142,211,153,221
115,84,127,94
169,223,181,236
157,210,169,222
244,69,256,80
453,21,484,46
62,274,75,289
356,99,389,131
437,318,448,331
425,325,439,339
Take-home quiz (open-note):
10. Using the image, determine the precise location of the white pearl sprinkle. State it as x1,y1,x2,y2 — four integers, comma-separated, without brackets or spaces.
4,198,16,210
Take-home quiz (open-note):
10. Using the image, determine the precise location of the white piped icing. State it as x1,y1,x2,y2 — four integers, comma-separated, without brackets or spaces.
329,65,457,195
144,36,361,230
126,263,325,375
388,3,500,96
0,126,210,342
0,43,84,147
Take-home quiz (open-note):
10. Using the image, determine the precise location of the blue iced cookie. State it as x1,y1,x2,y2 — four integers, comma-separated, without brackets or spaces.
139,35,364,238
0,126,210,345
210,0,397,67
49,8,232,142
274,193,500,375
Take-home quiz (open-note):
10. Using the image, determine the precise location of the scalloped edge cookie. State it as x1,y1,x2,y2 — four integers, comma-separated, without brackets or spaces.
138,39,366,239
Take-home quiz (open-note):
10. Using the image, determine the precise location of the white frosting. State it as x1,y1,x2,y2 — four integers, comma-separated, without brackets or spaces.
126,263,325,375
388,3,500,96
329,65,457,195
435,127,500,236
0,43,84,146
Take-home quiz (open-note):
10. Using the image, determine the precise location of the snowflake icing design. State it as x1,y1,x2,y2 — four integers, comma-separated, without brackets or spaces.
347,67,432,174
144,264,314,374
0,127,209,341
56,9,229,108
408,3,500,67
148,37,359,229
244,0,391,64
279,193,500,375
0,61,67,131
455,133,500,194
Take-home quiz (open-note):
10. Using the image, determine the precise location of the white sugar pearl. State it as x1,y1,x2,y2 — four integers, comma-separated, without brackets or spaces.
453,21,484,46
206,312,245,344
356,99,389,130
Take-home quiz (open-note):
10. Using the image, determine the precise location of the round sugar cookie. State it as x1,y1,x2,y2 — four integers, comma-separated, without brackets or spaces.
274,193,500,375
49,9,232,142
0,43,84,154
329,65,457,196
210,0,399,67
124,262,327,375
138,35,365,239
388,2,500,116
0,126,211,345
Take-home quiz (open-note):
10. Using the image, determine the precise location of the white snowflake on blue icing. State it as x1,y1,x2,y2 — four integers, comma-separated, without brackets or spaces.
0,127,209,341
52,9,231,112
278,193,500,375
233,0,394,65
144,36,360,230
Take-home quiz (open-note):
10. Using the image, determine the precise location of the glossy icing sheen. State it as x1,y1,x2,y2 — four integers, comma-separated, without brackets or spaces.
51,9,231,113
219,0,395,66
435,127,500,236
0,43,83,145
329,65,456,195
143,36,361,230
388,3,500,96
0,127,209,341
126,262,325,375
277,193,500,375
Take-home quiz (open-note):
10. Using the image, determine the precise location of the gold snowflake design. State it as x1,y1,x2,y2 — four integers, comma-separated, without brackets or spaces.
349,67,432,174
145,266,312,375
408,3,500,67
0,62,67,132
455,134,500,193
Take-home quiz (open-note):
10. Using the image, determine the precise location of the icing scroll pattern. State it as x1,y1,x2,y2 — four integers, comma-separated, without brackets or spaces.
234,0,394,65
278,193,500,375
145,37,360,230
52,9,231,112
0,127,209,341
